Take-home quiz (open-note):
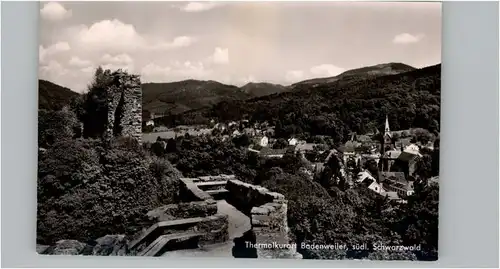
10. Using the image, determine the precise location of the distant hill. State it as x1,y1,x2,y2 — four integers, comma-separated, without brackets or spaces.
241,82,289,97
142,79,251,115
172,64,441,138
38,80,79,111
141,63,416,116
291,62,416,89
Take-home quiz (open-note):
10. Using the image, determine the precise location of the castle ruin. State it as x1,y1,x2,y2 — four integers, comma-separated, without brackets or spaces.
104,70,142,143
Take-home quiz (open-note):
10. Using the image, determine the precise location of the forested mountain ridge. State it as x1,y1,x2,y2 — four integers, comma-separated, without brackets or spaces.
241,82,290,97
38,80,80,111
291,62,416,89
165,64,441,142
142,62,416,116
142,79,251,115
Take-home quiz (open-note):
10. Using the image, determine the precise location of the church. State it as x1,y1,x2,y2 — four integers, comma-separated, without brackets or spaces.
378,115,422,176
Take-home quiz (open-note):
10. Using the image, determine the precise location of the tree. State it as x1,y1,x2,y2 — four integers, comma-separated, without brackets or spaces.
81,67,113,138
413,128,433,145
165,138,177,153
151,141,166,157
364,159,380,182
401,184,439,260
38,108,80,148
233,134,251,148
415,155,432,180
319,153,347,190
273,138,288,149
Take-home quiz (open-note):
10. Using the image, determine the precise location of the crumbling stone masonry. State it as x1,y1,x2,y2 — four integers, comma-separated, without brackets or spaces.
105,70,142,143
225,179,302,259
180,176,302,259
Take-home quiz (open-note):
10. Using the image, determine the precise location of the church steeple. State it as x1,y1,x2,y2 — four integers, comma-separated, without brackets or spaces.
384,115,391,135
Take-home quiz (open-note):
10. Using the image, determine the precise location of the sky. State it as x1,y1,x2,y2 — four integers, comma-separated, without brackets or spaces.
38,1,442,93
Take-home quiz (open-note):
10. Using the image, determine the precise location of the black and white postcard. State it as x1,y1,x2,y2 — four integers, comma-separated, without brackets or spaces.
37,1,441,261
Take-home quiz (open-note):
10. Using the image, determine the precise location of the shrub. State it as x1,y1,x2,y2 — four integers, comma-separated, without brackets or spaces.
37,137,181,244
38,108,80,148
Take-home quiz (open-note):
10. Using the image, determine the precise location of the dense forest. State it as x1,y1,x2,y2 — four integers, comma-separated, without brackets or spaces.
159,64,441,143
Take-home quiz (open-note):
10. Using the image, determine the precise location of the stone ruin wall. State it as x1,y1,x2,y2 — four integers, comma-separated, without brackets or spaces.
225,179,302,259
105,70,142,143
179,176,301,259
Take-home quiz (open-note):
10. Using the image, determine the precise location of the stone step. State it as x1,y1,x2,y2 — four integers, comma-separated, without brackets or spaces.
206,189,229,200
139,232,204,257
206,189,229,194
195,181,228,191
195,181,228,187
128,217,205,250
128,215,226,251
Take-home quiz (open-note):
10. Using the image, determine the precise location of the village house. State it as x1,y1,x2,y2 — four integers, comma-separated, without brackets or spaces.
340,140,361,165
243,128,257,137
395,137,413,150
265,127,275,137
240,119,251,128
232,129,242,137
359,152,381,167
361,176,384,195
146,119,154,127
397,148,422,177
258,147,288,158
288,137,299,146
404,143,420,153
312,162,325,178
379,171,414,198
355,170,383,194
356,170,376,183
383,191,404,203
214,123,227,132
428,176,439,186
295,143,325,154
379,149,401,171
254,136,269,147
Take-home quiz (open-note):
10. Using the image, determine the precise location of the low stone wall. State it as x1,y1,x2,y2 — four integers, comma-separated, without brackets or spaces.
37,235,129,256
223,179,301,259
129,214,229,254
179,175,233,201
251,202,301,259
147,200,217,222
194,174,236,183
179,178,213,202
225,179,284,216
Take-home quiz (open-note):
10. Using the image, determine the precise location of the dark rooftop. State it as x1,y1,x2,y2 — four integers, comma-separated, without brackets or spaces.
259,147,288,156
378,171,406,183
